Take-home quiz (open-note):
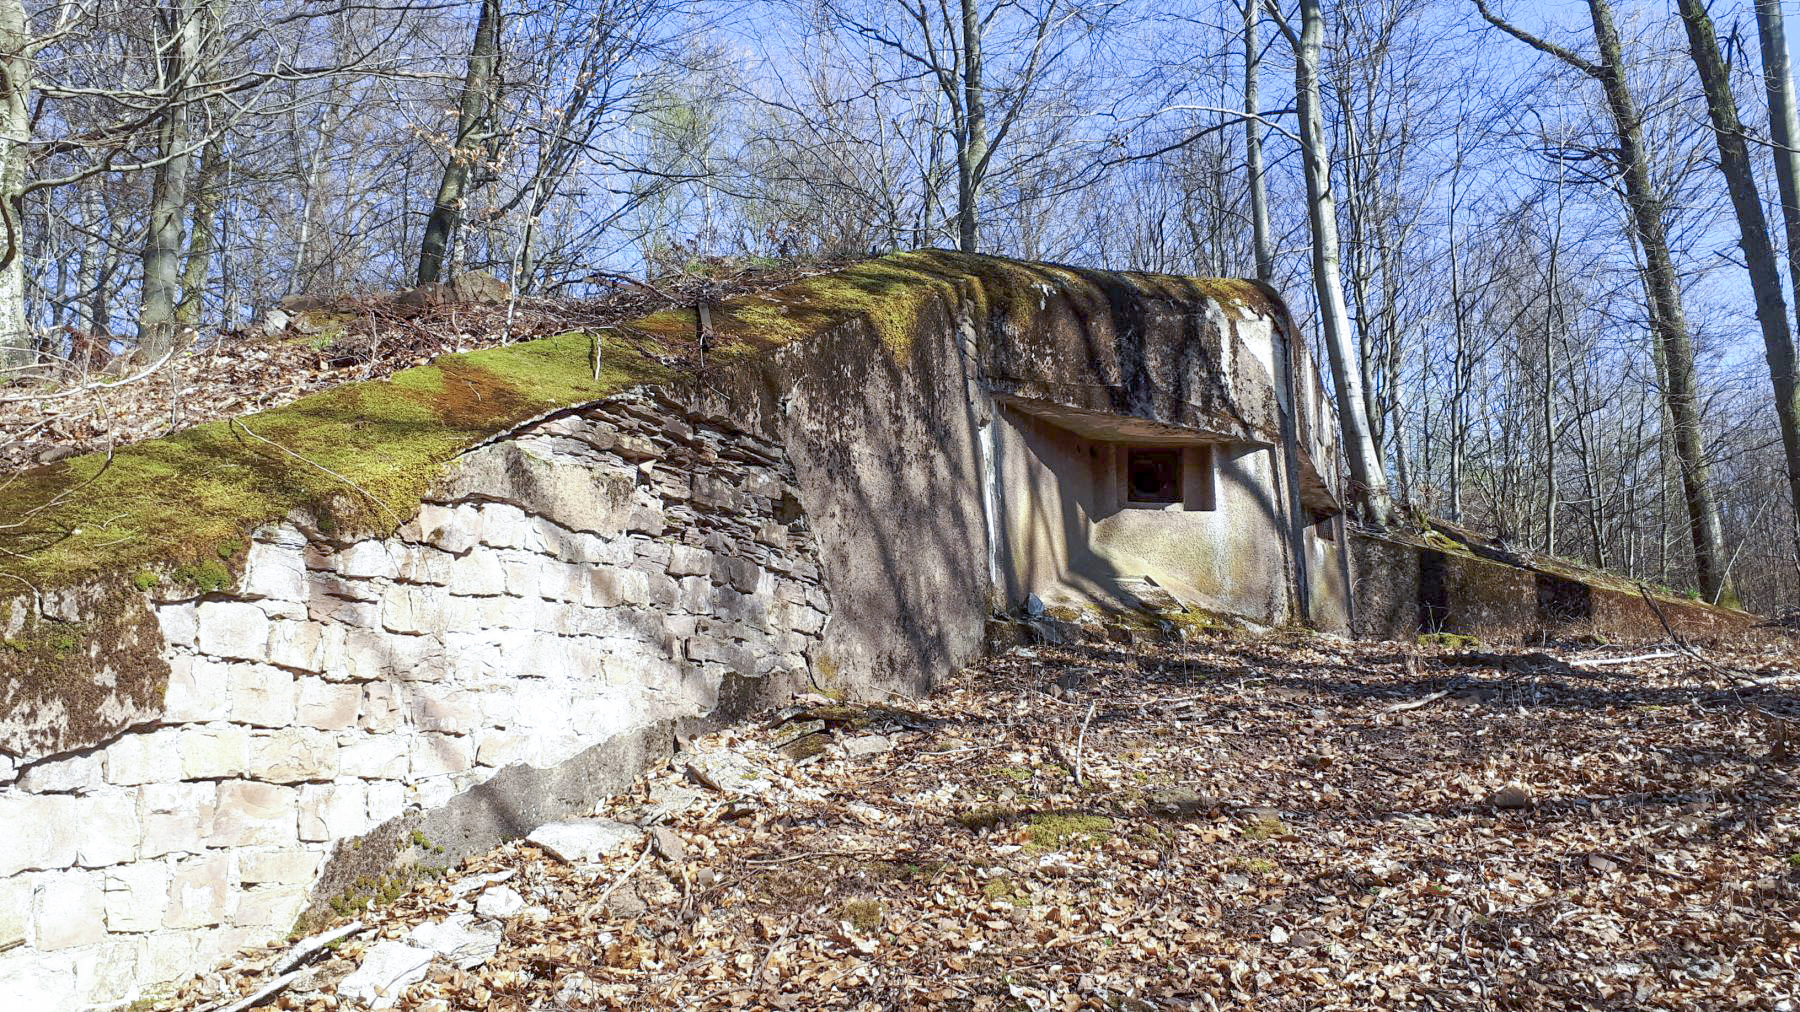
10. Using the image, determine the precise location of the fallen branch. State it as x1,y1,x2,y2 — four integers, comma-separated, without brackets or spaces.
593,838,655,910
204,920,363,1012
1382,690,1450,713
1072,700,1098,788
1568,651,1677,667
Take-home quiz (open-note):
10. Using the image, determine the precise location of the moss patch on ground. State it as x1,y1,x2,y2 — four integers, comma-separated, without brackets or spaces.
0,250,1260,595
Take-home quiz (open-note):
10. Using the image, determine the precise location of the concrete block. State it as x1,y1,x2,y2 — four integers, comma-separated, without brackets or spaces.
34,870,106,949
298,782,366,842
237,849,321,885
196,601,272,661
212,781,296,848
139,783,218,858
248,728,339,784
410,735,474,779
164,853,229,929
179,725,249,780
105,729,182,787
164,655,231,722
228,664,297,727
103,863,170,933
296,678,361,731
16,752,100,794
336,734,408,779
75,792,140,867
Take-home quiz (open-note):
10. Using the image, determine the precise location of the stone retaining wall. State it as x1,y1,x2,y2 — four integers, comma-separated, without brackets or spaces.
0,391,830,1007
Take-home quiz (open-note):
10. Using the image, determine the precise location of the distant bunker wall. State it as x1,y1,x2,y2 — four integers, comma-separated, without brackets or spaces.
0,252,1344,1008
1350,529,1763,644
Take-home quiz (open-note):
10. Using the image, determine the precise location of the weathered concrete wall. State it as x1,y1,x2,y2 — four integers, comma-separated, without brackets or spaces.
0,392,830,1008
1350,531,1763,644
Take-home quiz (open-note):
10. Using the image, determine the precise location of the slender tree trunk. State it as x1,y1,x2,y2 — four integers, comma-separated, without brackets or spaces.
419,0,501,285
176,139,224,327
1290,0,1393,525
0,0,31,368
138,2,206,357
1243,0,1273,282
956,0,987,254
1753,0,1800,561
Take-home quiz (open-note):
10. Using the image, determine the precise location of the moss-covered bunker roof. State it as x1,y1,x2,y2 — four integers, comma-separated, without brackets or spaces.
1,251,1269,591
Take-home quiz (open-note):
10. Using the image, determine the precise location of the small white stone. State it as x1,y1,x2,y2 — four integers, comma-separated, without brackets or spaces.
525,820,644,864
338,940,433,1009
408,913,501,968
474,885,525,920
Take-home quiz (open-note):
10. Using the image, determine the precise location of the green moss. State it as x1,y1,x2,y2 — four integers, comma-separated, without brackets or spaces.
130,569,161,591
981,876,1032,908
989,766,1033,784
1025,814,1113,851
1418,632,1482,649
1,250,1256,595
173,559,232,593
955,805,1021,832
1241,815,1290,840
838,898,884,932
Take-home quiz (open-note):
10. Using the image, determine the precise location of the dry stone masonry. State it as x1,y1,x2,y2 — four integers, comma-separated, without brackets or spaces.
0,391,831,1008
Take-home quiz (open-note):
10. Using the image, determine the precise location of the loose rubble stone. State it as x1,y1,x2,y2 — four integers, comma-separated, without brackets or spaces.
1490,783,1533,809
650,826,687,863
474,886,525,920
842,734,894,758
525,820,645,864
338,941,434,1009
408,914,501,969
685,752,775,795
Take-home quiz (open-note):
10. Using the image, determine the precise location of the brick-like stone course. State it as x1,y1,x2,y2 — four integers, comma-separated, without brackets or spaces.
0,391,831,1010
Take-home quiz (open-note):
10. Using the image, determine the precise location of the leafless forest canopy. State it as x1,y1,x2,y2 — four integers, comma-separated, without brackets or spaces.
4,0,1800,614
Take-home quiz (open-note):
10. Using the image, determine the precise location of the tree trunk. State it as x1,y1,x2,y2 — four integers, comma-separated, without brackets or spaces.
1753,0,1800,560
1292,0,1393,525
0,0,30,368
1243,0,1273,282
1583,0,1733,604
138,2,205,358
176,139,224,327
956,0,987,254
418,0,501,285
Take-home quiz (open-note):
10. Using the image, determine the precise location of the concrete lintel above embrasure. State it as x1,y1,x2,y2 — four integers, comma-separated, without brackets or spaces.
993,392,1265,447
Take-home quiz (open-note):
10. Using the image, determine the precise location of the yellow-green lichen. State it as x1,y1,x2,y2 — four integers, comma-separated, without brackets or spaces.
1025,813,1113,851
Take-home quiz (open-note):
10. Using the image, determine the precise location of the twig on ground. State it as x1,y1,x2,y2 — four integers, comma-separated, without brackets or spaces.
1383,690,1450,713
1072,700,1098,788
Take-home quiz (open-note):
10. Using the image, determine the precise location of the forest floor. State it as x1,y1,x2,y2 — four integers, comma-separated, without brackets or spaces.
158,633,1800,1012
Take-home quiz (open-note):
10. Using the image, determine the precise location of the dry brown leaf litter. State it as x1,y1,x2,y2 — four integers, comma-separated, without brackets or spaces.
158,635,1800,1011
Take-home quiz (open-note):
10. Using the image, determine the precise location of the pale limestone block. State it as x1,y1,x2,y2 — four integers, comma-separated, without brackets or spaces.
395,546,453,586
645,573,680,609
296,678,361,731
211,781,296,848
178,725,249,780
336,734,408,780
0,944,79,1009
359,683,404,734
499,557,539,598
298,782,366,842
474,730,527,768
164,853,229,929
34,869,106,948
242,537,308,602
335,541,397,580
105,729,182,787
310,594,382,627
384,634,447,683
103,862,170,933
230,883,308,929
267,619,326,671
381,586,443,636
248,729,339,784
16,752,100,794
228,665,298,728
366,781,406,825
74,791,140,868
0,875,29,948
449,553,507,596
139,783,217,858
477,504,531,549
196,601,271,661
411,777,456,809
155,603,199,650
137,927,202,987
412,691,479,733
669,544,715,576
677,576,711,614
237,849,321,885
75,935,147,1004
410,735,474,779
